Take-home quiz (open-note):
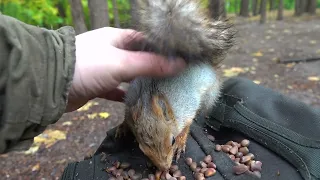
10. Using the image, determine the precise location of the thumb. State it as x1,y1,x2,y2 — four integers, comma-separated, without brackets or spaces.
117,49,187,82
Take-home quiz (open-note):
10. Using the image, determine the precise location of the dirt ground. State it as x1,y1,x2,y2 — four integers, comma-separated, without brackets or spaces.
0,16,319,180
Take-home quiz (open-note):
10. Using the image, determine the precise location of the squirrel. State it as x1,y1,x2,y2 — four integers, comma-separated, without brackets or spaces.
115,0,236,172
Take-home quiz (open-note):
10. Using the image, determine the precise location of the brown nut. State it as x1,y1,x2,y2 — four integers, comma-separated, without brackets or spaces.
230,146,238,155
141,179,149,180
247,153,255,160
196,167,201,173
250,161,262,172
170,165,179,173
194,172,204,179
106,166,117,173
113,161,121,168
229,155,236,161
200,167,208,173
240,139,250,147
116,169,123,177
233,164,249,175
215,144,222,151
120,162,131,169
207,135,215,142
226,141,234,146
239,147,249,155
235,158,241,163
108,177,116,180
205,168,216,177
121,171,129,179
204,155,212,163
252,171,262,178
116,177,124,180
127,169,135,178
235,152,243,158
185,157,193,166
207,162,216,169
177,176,186,180
168,178,177,180
222,146,231,153
190,162,197,172
173,170,182,177
199,161,207,168
131,173,142,180
241,155,252,164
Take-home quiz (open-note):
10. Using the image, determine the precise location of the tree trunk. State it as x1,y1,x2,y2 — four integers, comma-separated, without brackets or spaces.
260,0,267,24
209,0,223,20
252,0,258,16
294,0,301,16
221,0,227,18
88,0,110,29
112,0,120,27
269,0,275,11
239,0,250,17
277,0,283,20
69,0,87,34
307,0,317,14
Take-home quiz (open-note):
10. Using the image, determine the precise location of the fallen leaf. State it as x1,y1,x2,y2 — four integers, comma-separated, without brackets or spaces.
32,163,40,172
265,36,271,40
99,112,110,119
308,76,319,81
309,40,317,45
223,67,247,77
24,146,40,155
287,85,293,89
25,129,67,154
87,113,98,119
252,58,259,62
274,74,279,78
283,29,291,34
253,80,261,84
62,121,73,126
272,57,280,62
316,49,320,54
56,159,67,164
77,101,99,112
286,63,296,68
251,51,263,57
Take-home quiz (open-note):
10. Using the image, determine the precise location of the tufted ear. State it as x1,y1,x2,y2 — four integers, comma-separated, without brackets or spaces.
151,94,175,122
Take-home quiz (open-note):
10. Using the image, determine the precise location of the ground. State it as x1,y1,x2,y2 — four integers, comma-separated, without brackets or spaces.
0,15,319,180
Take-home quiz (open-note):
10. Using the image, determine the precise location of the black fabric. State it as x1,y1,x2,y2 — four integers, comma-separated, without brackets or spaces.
60,77,318,180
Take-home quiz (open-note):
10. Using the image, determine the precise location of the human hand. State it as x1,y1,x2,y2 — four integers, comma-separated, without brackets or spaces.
66,27,186,112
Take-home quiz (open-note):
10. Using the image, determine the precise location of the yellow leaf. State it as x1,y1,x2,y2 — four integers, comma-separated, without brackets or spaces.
286,63,296,68
253,80,261,84
24,146,40,155
34,130,66,148
223,67,247,77
99,112,110,119
87,113,98,119
251,51,263,57
77,101,99,112
32,163,40,172
308,76,319,81
310,40,317,45
62,121,73,126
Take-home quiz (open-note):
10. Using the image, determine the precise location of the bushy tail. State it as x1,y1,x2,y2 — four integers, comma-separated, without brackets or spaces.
130,0,236,66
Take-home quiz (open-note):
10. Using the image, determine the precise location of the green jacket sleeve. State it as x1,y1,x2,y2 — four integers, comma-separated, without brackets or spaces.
0,15,76,154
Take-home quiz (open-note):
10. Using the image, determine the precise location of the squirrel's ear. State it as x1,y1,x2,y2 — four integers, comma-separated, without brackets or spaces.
151,94,175,122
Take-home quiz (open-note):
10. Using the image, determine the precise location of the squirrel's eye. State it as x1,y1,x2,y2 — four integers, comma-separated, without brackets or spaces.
171,137,176,145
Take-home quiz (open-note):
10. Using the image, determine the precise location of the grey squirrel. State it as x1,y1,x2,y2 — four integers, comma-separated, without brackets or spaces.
115,0,236,173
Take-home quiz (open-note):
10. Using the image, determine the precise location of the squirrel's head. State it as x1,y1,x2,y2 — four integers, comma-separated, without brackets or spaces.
127,93,179,171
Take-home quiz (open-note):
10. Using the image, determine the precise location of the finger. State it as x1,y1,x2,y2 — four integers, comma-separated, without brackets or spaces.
117,49,187,82
98,88,126,102
111,29,146,50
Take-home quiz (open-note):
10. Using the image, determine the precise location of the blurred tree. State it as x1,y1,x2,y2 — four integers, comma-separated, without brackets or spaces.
69,0,87,34
240,0,250,16
277,0,284,20
252,0,259,16
306,0,317,14
260,0,267,23
88,0,110,29
112,0,120,27
209,0,225,19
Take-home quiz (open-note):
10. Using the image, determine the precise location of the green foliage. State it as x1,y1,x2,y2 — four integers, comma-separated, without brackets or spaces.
0,0,319,29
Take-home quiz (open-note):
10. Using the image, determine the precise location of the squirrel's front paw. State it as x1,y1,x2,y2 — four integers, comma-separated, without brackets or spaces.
174,126,190,162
